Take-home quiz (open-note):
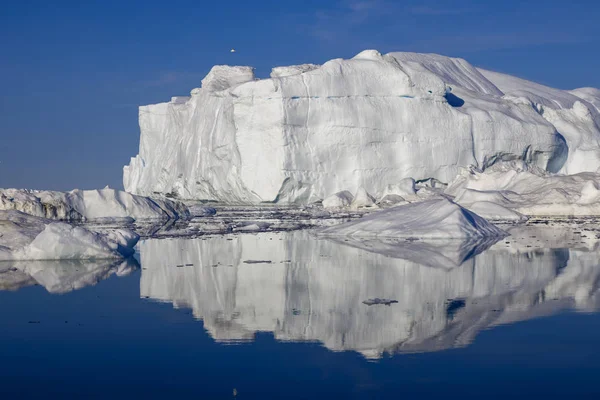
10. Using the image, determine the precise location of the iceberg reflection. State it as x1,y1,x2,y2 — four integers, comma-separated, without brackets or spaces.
0,258,139,294
139,230,600,358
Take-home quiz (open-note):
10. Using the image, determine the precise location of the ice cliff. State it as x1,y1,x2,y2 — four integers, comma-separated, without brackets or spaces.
124,50,600,203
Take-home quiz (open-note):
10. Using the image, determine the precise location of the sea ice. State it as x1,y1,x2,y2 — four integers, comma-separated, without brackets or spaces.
0,210,139,261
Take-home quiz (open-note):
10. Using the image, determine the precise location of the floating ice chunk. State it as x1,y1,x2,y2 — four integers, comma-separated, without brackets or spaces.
0,210,139,261
319,198,506,239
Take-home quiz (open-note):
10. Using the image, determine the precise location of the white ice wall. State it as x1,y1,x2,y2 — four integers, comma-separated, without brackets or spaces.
125,50,597,203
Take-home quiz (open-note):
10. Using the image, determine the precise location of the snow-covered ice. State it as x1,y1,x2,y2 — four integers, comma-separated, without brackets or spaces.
124,50,600,203
322,190,355,209
318,198,506,239
447,161,600,216
0,210,139,260
0,188,189,221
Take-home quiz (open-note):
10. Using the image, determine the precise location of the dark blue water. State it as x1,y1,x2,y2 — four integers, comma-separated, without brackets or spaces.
2,232,600,399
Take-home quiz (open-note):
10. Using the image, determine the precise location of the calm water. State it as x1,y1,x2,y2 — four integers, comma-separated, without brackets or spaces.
2,229,600,399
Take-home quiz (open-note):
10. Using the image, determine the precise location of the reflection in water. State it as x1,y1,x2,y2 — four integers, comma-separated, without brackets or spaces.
139,231,600,358
0,258,139,294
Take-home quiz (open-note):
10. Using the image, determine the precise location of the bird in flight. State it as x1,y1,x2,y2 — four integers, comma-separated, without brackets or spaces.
230,49,236,53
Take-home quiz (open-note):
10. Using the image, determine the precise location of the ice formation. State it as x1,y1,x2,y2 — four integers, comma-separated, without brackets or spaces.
0,188,189,221
322,190,354,209
447,161,600,216
318,198,506,239
0,210,139,260
124,50,600,203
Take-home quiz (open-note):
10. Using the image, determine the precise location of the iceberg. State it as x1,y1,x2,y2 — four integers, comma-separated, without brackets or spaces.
317,198,506,239
447,161,600,216
0,188,189,221
0,210,139,261
123,50,600,203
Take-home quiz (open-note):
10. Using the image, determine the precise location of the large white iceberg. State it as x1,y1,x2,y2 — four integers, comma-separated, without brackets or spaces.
123,50,599,203
0,210,139,261
0,188,189,221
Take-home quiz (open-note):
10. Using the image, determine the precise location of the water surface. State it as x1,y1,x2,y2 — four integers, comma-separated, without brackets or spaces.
2,227,600,398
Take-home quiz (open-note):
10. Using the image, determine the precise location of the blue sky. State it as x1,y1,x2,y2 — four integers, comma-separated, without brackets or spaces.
1,0,599,190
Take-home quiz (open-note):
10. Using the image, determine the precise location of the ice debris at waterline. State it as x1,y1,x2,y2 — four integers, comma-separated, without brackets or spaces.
0,188,189,221
318,198,506,239
447,161,600,216
0,210,139,260
124,50,599,203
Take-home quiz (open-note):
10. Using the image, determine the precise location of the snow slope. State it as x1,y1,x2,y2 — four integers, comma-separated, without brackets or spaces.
124,50,586,203
479,69,600,175
0,210,139,260
0,188,189,221
318,198,506,239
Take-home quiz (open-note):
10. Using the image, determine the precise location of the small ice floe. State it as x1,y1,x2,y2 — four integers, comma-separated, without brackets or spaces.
362,298,398,306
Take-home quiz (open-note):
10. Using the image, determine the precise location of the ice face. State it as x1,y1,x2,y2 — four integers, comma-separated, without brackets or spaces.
124,50,596,203
479,69,600,175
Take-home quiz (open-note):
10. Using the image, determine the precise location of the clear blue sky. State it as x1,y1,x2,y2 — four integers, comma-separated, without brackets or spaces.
1,0,599,191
